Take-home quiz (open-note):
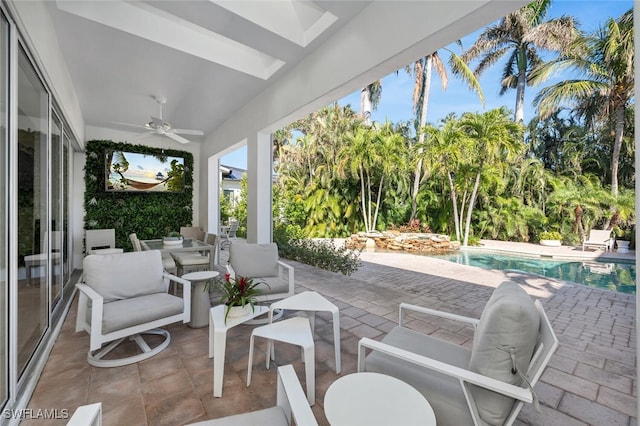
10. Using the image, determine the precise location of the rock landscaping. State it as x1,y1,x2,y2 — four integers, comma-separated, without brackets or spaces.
344,231,460,253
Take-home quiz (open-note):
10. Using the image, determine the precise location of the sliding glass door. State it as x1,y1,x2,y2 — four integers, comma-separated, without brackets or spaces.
0,8,8,409
51,112,62,305
17,44,49,374
62,132,70,291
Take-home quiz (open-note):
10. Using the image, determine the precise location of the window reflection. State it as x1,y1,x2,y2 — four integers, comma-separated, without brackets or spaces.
17,45,49,374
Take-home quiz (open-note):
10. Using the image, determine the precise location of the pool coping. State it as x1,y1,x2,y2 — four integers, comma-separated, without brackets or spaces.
473,239,636,262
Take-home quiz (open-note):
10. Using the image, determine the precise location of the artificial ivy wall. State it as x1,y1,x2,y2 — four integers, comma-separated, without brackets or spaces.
84,140,194,250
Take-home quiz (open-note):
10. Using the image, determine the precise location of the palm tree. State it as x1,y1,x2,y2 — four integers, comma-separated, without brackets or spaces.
533,9,633,196
461,0,578,123
420,118,466,241
459,107,524,246
407,45,484,220
359,80,382,125
337,126,377,232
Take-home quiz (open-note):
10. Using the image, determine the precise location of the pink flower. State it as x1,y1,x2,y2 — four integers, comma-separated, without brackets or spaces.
224,273,231,282
238,276,247,293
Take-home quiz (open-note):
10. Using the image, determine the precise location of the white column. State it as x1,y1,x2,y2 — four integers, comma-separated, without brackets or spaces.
246,131,272,243
207,154,221,263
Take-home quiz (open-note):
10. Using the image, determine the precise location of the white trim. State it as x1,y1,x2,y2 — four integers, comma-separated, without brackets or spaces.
7,6,17,413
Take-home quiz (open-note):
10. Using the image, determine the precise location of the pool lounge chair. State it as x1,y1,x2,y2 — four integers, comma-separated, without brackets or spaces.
582,229,613,251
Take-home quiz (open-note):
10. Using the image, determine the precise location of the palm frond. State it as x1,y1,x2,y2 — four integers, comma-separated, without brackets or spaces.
475,46,511,76
448,50,485,107
535,80,607,119
431,52,448,90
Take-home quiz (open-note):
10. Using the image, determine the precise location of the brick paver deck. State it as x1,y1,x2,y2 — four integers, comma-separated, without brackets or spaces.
24,241,636,425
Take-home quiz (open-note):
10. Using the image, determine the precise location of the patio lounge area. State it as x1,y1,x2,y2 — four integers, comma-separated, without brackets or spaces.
23,243,636,425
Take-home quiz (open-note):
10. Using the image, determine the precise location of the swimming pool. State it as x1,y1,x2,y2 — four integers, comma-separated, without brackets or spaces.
432,251,636,294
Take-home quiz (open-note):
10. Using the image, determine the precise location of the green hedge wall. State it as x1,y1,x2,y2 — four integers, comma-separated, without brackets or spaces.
84,140,194,251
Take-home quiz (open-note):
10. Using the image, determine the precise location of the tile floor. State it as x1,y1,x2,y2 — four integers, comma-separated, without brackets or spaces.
23,241,637,425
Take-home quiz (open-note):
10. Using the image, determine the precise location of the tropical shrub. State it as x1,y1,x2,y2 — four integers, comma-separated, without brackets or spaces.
539,231,562,241
389,219,431,233
274,224,361,275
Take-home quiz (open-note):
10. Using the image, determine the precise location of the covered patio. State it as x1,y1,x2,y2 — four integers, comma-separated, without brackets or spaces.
24,244,636,425
2,1,637,424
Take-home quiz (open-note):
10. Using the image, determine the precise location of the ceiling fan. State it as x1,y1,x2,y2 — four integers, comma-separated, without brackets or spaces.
116,96,204,144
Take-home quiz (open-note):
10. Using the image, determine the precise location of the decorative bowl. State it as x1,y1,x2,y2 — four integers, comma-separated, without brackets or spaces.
163,236,184,246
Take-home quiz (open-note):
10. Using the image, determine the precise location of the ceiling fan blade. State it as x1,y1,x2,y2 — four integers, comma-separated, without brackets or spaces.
172,128,204,136
165,132,190,144
126,131,156,142
112,121,148,130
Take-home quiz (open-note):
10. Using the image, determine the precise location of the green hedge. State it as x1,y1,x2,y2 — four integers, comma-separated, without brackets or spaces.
84,140,194,251
274,224,361,275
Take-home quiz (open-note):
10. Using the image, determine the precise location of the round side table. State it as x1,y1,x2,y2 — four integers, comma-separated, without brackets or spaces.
325,372,436,425
182,270,219,328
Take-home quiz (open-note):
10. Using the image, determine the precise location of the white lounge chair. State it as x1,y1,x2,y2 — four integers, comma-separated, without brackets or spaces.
226,242,294,302
75,250,191,367
220,219,238,250
85,229,123,255
358,281,558,426
582,229,613,251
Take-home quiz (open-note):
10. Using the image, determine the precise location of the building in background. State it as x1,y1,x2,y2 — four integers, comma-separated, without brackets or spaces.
221,165,245,208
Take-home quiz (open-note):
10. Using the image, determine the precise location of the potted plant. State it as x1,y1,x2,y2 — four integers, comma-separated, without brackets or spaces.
215,273,265,322
613,226,632,253
539,231,562,247
163,230,183,245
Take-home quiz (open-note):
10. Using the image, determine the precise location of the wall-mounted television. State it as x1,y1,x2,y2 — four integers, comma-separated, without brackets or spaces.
105,150,185,192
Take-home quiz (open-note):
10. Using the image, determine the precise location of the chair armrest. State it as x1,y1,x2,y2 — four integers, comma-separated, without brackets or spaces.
357,337,533,403
163,272,190,288
67,402,102,426
277,365,318,426
399,303,480,328
226,263,235,279
75,283,105,351
164,272,191,322
76,282,103,302
278,260,294,283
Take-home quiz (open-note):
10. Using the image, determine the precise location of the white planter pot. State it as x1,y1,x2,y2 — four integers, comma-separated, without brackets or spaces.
540,240,561,247
163,236,183,246
616,240,630,254
226,304,253,318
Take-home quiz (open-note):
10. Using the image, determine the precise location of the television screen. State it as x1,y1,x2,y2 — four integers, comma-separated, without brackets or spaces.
105,150,185,192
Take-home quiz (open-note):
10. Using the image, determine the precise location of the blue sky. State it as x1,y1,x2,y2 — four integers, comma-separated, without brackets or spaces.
222,0,632,169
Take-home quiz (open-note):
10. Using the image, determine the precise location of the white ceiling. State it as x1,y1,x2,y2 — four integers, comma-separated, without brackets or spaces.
46,0,369,142
43,1,526,147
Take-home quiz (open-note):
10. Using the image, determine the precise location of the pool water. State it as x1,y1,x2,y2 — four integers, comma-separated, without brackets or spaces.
433,251,636,294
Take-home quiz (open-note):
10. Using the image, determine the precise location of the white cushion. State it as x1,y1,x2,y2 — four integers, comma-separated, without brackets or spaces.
88,248,124,255
366,326,474,425
469,281,540,425
230,243,279,278
83,250,165,303
172,252,209,266
95,293,184,333
257,276,289,295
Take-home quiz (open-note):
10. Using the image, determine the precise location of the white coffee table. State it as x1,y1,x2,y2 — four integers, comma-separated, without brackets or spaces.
208,304,269,397
324,372,436,425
